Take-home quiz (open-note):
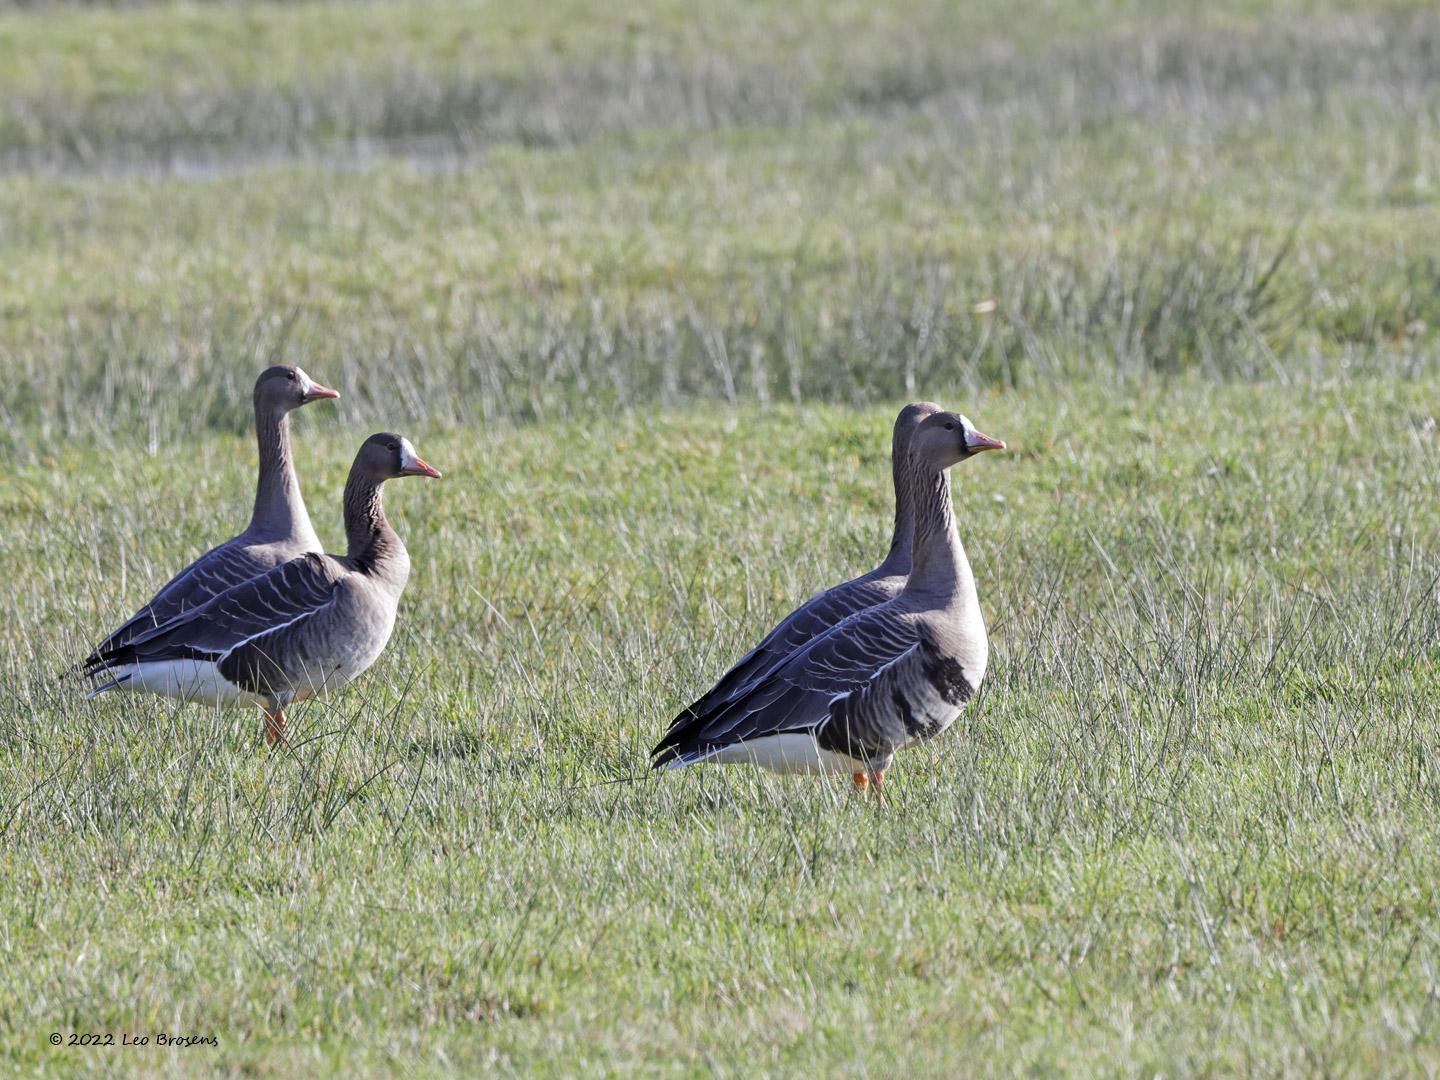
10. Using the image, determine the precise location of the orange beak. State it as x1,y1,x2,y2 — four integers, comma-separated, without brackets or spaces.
304,383,340,402
401,457,442,479
967,431,1006,453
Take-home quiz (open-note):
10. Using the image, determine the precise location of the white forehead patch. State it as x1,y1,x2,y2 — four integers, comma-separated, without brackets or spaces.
958,416,985,450
398,438,420,471
293,366,315,394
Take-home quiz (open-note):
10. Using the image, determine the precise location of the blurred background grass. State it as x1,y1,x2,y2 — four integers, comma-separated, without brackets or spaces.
2,0,1438,445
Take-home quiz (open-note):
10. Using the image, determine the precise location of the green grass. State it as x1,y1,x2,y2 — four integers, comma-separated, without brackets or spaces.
5,379,1440,1075
3,0,1440,1075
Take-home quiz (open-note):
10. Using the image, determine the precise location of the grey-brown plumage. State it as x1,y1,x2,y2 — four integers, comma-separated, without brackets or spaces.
83,433,442,745
661,402,941,742
651,408,1004,791
83,365,338,662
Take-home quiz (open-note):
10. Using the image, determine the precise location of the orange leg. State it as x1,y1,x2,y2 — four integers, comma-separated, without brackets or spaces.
870,770,885,802
263,706,286,747
852,772,869,794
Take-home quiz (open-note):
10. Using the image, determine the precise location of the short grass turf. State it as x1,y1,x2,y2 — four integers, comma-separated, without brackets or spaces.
3,376,1440,1075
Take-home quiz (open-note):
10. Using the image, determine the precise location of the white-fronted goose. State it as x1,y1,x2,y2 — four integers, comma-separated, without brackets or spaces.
665,402,939,736
651,408,1004,793
83,433,441,744
85,364,338,662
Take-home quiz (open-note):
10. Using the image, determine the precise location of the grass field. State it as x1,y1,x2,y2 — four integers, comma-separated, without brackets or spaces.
3,0,1440,1076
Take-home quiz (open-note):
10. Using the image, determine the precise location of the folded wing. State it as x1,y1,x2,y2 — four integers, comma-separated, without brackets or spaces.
85,539,282,662
84,553,344,686
671,574,898,731
652,603,917,767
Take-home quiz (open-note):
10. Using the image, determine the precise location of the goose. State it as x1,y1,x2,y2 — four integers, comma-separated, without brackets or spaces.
664,402,939,736
82,433,442,745
84,364,338,661
651,408,1004,794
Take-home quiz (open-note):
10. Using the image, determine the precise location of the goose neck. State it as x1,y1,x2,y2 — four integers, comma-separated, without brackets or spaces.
343,469,405,579
251,403,311,538
903,462,971,598
878,440,915,575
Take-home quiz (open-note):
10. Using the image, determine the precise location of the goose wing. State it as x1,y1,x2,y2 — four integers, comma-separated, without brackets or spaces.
651,602,916,766
85,538,281,661
671,573,897,733
84,553,344,678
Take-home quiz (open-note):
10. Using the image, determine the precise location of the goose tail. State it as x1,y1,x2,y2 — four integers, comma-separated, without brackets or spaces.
82,670,132,698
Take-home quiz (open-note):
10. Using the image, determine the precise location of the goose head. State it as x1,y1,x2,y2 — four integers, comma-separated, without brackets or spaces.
358,432,443,481
910,409,1005,470
254,364,340,412
894,400,944,451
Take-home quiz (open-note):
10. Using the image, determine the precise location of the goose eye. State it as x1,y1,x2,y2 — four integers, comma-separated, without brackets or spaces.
944,422,954,431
